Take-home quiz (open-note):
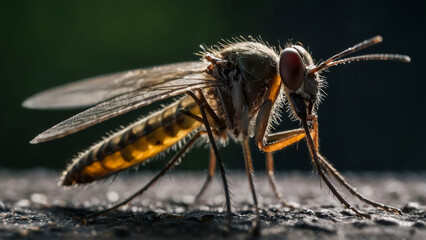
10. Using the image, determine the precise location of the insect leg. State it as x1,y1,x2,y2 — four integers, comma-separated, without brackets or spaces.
187,91,226,129
255,100,314,152
318,154,402,214
255,100,310,206
242,105,261,235
86,130,206,219
260,130,312,152
178,107,221,137
309,116,401,214
177,107,218,202
190,90,232,232
177,108,204,123
301,117,371,218
265,152,299,209
194,147,216,203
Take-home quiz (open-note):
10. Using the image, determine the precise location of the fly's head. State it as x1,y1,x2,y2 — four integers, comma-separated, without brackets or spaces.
280,36,410,123
279,44,321,121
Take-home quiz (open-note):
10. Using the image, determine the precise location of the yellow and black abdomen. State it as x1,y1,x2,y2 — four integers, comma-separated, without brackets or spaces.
61,95,202,186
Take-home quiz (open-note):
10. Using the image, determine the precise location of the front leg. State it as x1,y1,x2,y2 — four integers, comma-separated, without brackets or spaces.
255,100,315,152
254,100,312,206
256,101,368,217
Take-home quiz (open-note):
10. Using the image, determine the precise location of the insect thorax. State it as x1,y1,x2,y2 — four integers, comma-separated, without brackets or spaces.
204,41,280,138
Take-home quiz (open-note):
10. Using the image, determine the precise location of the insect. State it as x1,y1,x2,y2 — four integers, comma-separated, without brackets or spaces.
23,35,410,234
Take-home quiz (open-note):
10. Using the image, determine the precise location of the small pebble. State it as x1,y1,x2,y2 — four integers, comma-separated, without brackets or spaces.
375,217,399,226
413,221,425,228
174,207,185,213
402,202,420,213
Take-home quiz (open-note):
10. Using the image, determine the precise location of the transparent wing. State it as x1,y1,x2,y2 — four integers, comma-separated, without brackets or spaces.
27,61,220,144
22,61,210,109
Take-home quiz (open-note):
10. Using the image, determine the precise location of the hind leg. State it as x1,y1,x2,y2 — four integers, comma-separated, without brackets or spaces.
194,147,216,203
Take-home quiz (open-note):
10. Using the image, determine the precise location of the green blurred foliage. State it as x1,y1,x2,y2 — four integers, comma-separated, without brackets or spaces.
1,0,425,171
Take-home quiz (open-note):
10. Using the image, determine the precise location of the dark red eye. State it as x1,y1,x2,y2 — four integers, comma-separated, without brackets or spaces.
279,48,305,91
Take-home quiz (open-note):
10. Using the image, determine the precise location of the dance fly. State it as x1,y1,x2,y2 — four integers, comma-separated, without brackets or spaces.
23,35,410,233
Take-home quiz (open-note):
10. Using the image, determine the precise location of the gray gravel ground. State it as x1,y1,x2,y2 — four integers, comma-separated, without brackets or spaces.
0,169,425,240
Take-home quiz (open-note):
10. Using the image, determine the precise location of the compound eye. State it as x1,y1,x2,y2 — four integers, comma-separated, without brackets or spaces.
279,48,305,91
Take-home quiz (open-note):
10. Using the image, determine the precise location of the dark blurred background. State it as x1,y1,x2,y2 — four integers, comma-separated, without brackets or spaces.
1,0,425,173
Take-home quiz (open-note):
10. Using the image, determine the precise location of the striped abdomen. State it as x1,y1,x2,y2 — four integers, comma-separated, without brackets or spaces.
61,95,202,186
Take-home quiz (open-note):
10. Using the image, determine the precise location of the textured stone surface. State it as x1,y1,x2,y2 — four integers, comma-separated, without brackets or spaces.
0,169,425,239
